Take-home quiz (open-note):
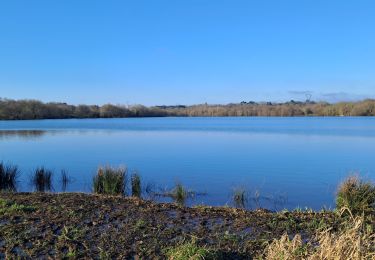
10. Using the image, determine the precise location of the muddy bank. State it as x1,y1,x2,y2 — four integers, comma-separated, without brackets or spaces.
0,193,339,259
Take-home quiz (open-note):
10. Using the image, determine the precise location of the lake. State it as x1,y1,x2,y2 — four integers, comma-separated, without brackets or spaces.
0,117,374,210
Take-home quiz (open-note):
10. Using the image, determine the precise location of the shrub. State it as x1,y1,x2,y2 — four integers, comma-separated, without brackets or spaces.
31,167,53,192
93,166,127,195
0,162,19,191
336,175,375,216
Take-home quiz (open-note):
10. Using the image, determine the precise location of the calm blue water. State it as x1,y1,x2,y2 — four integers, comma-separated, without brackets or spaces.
0,117,374,210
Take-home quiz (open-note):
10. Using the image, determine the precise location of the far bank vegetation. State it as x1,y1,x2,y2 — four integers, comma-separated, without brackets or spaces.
1,98,375,120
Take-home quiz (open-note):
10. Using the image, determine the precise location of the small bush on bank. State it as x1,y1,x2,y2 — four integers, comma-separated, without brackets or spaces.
336,175,375,216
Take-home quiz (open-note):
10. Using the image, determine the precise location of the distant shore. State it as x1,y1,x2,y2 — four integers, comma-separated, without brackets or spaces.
1,98,375,120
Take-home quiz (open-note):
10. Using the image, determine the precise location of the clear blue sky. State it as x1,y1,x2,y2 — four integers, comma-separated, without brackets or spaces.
0,0,374,105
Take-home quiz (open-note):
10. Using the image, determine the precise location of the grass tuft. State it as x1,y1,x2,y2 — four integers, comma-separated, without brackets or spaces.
0,162,19,191
0,198,36,214
264,234,309,259
31,167,53,192
172,183,190,206
336,174,375,216
93,166,127,195
166,241,217,260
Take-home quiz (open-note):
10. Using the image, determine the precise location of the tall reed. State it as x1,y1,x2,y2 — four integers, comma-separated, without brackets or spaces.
31,167,53,192
0,162,19,191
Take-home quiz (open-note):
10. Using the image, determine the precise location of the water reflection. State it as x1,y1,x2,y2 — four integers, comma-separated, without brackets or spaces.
0,130,46,140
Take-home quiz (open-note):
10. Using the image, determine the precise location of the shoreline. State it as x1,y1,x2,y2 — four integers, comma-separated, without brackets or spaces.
0,192,339,259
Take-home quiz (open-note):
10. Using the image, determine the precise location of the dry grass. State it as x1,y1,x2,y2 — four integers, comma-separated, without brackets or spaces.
264,214,375,260
311,217,375,260
263,234,309,259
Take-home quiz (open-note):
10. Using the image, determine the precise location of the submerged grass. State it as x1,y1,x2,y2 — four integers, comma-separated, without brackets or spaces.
31,167,53,192
173,183,188,205
336,174,375,216
93,166,127,195
264,233,309,259
0,162,19,191
154,183,196,206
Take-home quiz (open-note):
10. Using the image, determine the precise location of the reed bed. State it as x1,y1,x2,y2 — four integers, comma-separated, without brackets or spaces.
0,162,19,191
93,166,127,195
31,167,53,192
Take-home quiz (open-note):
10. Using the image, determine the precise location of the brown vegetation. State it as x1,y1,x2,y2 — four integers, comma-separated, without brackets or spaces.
1,98,375,120
264,215,375,259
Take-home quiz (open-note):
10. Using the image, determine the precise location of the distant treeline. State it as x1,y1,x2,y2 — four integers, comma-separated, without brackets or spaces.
0,98,375,120
167,99,375,117
0,98,170,120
